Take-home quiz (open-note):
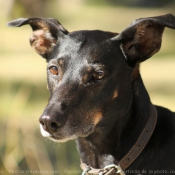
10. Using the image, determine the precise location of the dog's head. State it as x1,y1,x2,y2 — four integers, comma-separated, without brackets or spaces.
8,14,175,142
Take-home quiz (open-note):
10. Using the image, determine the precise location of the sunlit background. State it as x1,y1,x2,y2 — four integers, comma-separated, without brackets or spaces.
0,0,175,175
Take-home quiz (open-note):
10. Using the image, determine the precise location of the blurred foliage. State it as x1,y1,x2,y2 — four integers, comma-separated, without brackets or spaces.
117,0,175,7
85,0,175,7
0,1,175,175
11,0,48,18
0,81,81,175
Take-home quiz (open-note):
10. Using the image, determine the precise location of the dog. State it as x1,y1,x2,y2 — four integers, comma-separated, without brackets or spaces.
8,14,175,175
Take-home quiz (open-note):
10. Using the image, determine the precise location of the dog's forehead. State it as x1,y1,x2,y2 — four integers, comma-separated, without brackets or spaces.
50,30,118,63
69,30,117,42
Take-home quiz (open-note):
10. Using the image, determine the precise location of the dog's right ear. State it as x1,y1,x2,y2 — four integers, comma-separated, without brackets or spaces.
8,18,68,59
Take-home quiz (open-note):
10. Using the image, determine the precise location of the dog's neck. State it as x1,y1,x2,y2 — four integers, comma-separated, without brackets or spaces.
76,74,152,169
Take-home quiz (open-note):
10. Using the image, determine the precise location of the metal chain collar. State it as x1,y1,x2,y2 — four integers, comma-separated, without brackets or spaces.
82,164,126,175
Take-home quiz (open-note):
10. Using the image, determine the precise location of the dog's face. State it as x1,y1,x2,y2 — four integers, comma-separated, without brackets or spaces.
8,14,175,142
41,30,134,142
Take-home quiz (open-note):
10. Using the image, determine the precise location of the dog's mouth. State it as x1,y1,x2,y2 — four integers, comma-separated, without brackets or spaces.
39,124,71,142
50,135,78,142
40,123,95,142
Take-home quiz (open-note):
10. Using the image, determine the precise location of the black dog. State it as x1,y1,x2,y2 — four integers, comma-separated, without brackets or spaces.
8,14,175,175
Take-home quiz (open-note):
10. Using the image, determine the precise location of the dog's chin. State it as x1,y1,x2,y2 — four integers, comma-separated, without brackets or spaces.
39,124,95,142
50,135,78,142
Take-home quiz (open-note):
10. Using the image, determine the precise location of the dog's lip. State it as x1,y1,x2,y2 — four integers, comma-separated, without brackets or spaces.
40,124,65,139
40,124,52,137
50,134,79,142
50,135,62,140
40,123,76,141
40,123,96,142
40,129,67,141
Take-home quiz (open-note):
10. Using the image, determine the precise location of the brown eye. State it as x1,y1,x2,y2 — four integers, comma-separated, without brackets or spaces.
49,66,58,75
93,70,106,80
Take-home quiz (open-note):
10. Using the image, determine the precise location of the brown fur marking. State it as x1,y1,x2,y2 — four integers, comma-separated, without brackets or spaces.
30,30,56,55
94,112,102,125
112,90,118,100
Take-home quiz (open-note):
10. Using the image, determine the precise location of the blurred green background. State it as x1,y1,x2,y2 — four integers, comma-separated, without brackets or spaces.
0,0,175,175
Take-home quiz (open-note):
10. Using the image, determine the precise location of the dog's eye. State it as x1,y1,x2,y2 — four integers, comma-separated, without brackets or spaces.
93,70,106,80
49,66,58,75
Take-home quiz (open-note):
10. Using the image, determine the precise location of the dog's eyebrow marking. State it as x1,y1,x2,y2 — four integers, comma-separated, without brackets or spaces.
120,44,127,60
112,90,118,100
58,58,64,66
86,66,93,72
82,74,88,84
94,112,102,125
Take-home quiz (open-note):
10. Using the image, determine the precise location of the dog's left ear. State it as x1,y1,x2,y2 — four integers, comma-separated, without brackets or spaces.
113,14,175,65
8,18,68,59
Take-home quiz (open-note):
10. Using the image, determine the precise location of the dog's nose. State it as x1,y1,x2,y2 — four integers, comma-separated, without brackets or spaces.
39,115,61,133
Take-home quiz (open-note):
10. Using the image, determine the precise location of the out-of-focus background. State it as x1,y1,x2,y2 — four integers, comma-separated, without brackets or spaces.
0,0,175,174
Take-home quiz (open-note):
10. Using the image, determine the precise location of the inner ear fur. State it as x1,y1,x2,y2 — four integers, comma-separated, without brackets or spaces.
8,18,68,59
116,14,175,65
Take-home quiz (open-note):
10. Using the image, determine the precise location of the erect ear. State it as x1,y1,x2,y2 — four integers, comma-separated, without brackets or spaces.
113,14,175,65
8,18,68,59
